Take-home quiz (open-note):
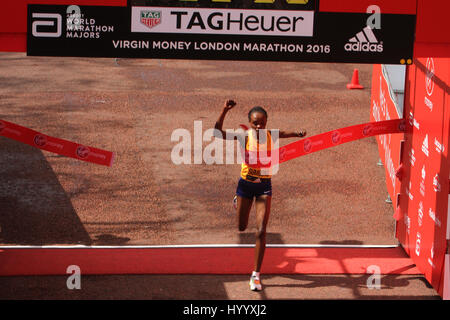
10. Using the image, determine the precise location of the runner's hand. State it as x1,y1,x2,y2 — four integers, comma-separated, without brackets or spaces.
224,99,236,111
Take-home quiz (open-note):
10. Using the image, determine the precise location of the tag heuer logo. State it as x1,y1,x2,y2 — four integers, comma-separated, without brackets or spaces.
140,11,161,29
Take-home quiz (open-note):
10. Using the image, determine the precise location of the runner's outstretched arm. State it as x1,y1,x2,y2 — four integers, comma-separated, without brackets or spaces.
214,99,240,140
278,129,307,139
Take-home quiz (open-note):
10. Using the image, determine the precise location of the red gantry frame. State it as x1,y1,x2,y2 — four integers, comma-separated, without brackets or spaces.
0,0,449,299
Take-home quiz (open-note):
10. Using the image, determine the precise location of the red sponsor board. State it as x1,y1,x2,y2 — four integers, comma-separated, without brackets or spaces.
396,56,450,295
370,64,404,209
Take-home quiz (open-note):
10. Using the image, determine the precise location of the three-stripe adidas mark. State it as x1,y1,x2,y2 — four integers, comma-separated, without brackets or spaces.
344,26,383,52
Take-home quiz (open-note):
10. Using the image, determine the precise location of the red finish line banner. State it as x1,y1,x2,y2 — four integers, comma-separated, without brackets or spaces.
242,119,405,168
0,119,114,167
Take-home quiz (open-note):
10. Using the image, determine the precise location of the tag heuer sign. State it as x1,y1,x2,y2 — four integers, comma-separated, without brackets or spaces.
140,11,161,29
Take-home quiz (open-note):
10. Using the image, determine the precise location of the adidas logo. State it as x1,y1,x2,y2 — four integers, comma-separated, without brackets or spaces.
344,26,383,52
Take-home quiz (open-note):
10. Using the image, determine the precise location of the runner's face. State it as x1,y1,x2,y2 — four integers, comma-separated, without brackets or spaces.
249,112,267,131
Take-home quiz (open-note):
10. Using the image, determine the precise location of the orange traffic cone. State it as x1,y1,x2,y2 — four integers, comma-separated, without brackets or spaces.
347,69,364,89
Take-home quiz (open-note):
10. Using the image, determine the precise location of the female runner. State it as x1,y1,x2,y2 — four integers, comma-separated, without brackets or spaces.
215,99,306,291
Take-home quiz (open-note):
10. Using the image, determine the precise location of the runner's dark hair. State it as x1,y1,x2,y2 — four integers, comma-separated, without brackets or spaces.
248,106,268,121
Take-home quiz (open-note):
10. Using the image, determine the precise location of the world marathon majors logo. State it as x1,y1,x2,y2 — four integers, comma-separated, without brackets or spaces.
29,7,116,40
344,25,383,53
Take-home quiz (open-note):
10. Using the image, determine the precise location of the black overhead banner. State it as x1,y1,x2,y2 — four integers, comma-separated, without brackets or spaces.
27,1,416,64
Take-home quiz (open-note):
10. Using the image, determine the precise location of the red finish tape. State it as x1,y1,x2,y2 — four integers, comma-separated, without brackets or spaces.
241,119,405,168
0,119,114,167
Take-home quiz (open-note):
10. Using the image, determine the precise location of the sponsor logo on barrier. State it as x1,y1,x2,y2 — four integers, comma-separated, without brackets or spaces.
379,76,388,119
331,131,341,144
141,10,161,29
131,7,315,37
425,58,435,97
33,134,64,150
409,148,416,166
418,201,424,227
362,124,373,136
415,232,421,257
424,96,433,112
421,134,429,157
406,181,414,200
303,139,312,153
302,139,322,154
330,131,353,145
429,208,442,228
279,147,286,161
331,131,353,145
33,134,47,147
420,165,426,197
279,147,296,162
434,137,444,154
408,111,413,126
76,145,90,159
378,133,396,191
404,214,411,234
372,100,381,122
344,26,383,53
433,174,441,192
75,147,106,160
413,118,420,130
428,245,435,268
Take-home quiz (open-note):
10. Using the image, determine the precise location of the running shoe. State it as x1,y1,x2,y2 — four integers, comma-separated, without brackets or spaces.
233,195,238,210
249,276,262,291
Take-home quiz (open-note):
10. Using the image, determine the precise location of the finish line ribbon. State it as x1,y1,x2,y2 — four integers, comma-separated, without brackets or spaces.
241,118,405,168
0,119,114,167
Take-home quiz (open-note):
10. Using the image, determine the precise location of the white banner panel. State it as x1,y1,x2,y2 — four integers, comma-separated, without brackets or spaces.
131,6,314,37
